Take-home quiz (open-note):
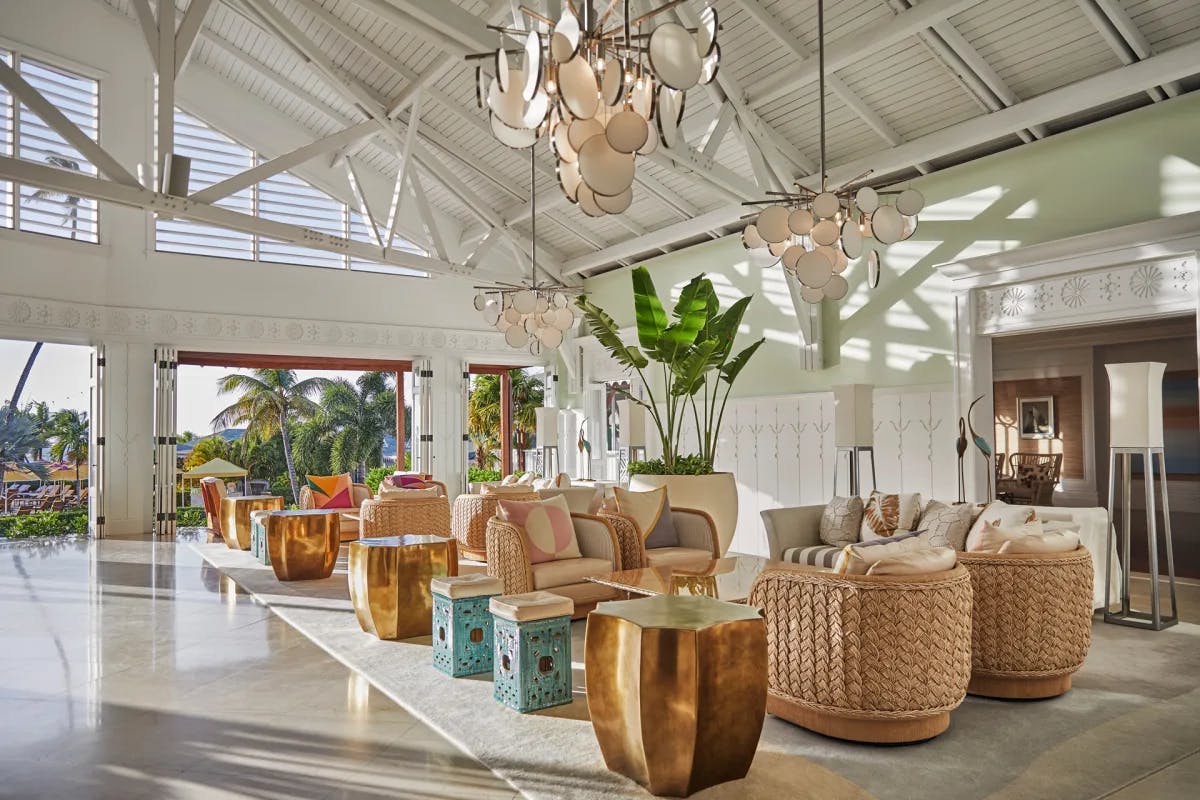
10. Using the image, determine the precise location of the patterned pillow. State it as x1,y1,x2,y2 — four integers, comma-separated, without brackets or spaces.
917,500,973,550
835,530,927,575
388,473,429,489
613,486,679,549
820,496,864,546
860,492,924,540
498,494,581,564
305,473,354,509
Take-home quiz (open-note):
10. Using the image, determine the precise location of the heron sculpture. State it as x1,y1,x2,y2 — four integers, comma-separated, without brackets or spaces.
966,395,994,502
577,420,592,480
956,418,968,504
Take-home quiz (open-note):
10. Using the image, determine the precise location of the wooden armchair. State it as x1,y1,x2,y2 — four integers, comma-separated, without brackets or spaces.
199,477,227,536
997,453,1062,506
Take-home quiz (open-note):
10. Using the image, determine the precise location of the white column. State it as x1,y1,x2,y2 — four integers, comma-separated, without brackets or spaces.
100,341,155,536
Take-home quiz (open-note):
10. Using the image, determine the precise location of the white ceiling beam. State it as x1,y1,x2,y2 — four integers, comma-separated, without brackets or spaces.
748,0,987,109
343,156,384,248
384,90,421,251
174,0,215,76
189,120,378,203
464,228,501,270
1075,0,1177,101
157,0,175,173
0,60,141,188
562,38,1200,274
130,0,159,68
1092,0,1180,96
408,169,448,261
379,0,496,53
701,103,736,159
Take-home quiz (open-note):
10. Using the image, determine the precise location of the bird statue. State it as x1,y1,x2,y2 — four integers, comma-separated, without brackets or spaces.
966,395,994,502
577,419,592,480
956,418,968,504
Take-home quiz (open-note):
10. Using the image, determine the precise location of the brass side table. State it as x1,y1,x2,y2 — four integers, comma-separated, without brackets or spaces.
221,495,284,550
586,594,767,797
348,535,458,639
266,509,342,581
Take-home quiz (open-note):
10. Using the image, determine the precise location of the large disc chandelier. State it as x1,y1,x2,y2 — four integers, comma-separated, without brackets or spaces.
474,150,582,355
740,0,924,304
471,1,721,217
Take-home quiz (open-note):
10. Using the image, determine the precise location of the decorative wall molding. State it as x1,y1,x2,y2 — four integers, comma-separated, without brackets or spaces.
0,292,508,357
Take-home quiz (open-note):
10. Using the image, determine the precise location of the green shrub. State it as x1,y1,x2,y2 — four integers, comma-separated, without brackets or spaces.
175,506,206,526
269,474,296,505
0,509,89,539
365,466,392,493
626,455,713,476
468,467,502,484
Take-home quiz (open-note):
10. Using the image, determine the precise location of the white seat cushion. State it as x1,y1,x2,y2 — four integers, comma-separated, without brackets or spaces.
431,573,504,599
645,547,714,568
781,545,842,568
489,590,574,622
530,557,614,590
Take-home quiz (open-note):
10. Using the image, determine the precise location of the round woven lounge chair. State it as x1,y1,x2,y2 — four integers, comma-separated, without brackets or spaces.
451,491,538,561
748,564,973,744
359,493,452,540
958,547,1093,699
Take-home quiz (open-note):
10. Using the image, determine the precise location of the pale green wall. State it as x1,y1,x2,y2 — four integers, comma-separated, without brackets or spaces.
579,93,1200,398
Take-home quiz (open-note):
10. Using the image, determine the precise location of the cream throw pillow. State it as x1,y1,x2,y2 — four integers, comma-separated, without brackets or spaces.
998,530,1080,554
516,472,536,486
820,496,864,547
968,519,1044,553
481,484,536,496
378,485,441,500
965,500,1037,549
860,492,924,540
500,473,519,486
918,500,973,550
866,546,957,575
834,531,928,576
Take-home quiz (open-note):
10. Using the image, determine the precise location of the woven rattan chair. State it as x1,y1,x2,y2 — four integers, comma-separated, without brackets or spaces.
451,491,538,561
485,512,621,618
600,507,720,570
748,564,973,744
299,482,374,541
959,547,1093,699
357,493,452,540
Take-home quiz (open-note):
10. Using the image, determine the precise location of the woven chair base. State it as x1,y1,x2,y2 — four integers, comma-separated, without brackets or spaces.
766,695,950,744
968,671,1072,700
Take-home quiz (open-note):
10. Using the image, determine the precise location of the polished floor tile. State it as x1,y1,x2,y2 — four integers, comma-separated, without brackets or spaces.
0,537,517,800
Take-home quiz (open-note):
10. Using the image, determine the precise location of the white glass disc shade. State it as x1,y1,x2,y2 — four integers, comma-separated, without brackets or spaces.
870,205,904,245
742,223,766,249
867,251,881,288
840,220,863,258
896,188,925,216
781,244,806,272
513,289,536,314
699,45,720,85
554,307,574,329
794,250,833,288
553,292,568,308
559,55,599,120
768,239,790,258
490,114,538,149
473,293,487,311
697,6,719,57
800,285,825,303
482,300,501,325
505,326,529,348
655,86,683,147
595,186,633,214
901,215,918,241
553,122,578,163
475,66,487,109
520,88,550,129
495,316,511,332
535,295,550,314
495,47,509,93
812,192,840,219
606,110,649,153
539,327,564,348
503,306,522,324
576,184,607,217
756,205,791,243
631,77,654,119
788,208,814,235
487,74,529,129
811,219,839,247
529,339,543,356
523,316,538,334
522,31,542,101
637,127,659,155
578,135,635,198
557,160,583,202
648,22,703,90
824,274,849,301
814,245,840,266
854,186,879,213
567,116,604,151
601,62,625,106
551,10,580,62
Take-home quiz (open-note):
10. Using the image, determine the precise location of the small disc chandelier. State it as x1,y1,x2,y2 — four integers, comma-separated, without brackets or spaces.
474,150,581,355
470,1,721,217
740,0,924,304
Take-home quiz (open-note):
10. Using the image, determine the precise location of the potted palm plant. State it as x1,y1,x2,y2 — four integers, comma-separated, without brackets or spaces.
576,266,763,554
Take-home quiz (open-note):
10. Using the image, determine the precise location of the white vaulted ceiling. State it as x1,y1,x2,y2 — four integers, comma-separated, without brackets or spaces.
97,0,1200,278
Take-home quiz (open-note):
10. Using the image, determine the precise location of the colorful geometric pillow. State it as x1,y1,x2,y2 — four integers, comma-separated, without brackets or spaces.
389,473,430,489
860,491,924,540
306,473,354,509
497,494,581,564
613,486,679,549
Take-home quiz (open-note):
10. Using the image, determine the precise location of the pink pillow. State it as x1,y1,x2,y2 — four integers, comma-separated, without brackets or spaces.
390,473,428,488
497,495,581,564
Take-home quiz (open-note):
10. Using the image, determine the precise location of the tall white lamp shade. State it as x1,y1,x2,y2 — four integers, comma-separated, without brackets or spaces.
1105,362,1166,448
833,384,874,448
617,399,647,448
536,406,559,447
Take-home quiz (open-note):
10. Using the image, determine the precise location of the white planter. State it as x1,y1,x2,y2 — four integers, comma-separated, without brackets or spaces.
629,472,739,555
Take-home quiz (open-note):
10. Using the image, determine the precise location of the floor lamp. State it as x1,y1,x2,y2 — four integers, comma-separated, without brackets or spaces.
832,384,877,497
536,407,560,479
618,399,647,482
1104,362,1178,631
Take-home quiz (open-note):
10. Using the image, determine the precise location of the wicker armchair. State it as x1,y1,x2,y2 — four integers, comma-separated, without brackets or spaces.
451,491,538,561
959,547,1093,699
485,512,622,618
600,507,720,570
299,482,373,541
996,453,1062,506
357,494,452,540
748,564,973,744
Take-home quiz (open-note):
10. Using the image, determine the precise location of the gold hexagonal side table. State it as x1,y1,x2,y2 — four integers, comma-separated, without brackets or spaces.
585,595,767,798
348,535,459,640
266,509,342,581
221,495,285,550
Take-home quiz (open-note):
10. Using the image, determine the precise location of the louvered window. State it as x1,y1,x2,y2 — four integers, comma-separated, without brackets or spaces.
0,48,101,243
155,108,427,276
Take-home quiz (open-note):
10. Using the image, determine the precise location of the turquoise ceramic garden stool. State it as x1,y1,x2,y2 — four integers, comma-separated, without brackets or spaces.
490,592,574,713
249,510,272,565
431,574,504,677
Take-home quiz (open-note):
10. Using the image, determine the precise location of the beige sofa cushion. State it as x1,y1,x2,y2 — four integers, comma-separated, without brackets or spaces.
968,519,1044,553
377,484,442,499
835,531,928,575
867,546,957,575
645,546,715,568
489,591,574,622
431,573,504,599
529,557,614,590
999,531,1081,554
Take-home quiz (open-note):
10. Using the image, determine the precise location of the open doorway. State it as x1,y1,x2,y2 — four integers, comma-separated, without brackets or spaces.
0,339,95,538
465,365,546,485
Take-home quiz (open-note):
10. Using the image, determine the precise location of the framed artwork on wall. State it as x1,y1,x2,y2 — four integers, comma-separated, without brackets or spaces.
1018,396,1055,439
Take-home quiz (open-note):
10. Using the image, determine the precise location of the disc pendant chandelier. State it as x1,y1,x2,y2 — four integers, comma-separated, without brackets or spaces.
470,1,721,217
740,0,924,304
474,150,582,355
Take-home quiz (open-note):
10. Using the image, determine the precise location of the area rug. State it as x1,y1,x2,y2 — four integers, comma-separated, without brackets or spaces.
191,542,1200,800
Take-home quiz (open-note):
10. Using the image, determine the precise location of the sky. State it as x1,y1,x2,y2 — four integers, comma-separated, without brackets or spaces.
0,339,411,437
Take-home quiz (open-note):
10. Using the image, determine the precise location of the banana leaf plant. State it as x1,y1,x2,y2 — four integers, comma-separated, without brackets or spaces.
575,266,764,474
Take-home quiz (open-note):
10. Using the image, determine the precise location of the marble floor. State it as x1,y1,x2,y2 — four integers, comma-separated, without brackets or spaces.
0,535,517,800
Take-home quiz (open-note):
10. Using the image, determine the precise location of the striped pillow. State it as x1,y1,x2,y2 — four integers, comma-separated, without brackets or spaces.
781,545,842,569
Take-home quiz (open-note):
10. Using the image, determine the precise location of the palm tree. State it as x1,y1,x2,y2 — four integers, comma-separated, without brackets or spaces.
182,434,233,472
212,370,332,504
299,373,395,482
467,370,545,472
48,409,88,492
24,401,52,461
28,154,85,240
0,413,49,513
5,343,44,423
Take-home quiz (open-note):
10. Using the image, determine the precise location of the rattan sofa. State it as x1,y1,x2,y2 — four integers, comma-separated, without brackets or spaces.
451,490,539,561
599,507,720,571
